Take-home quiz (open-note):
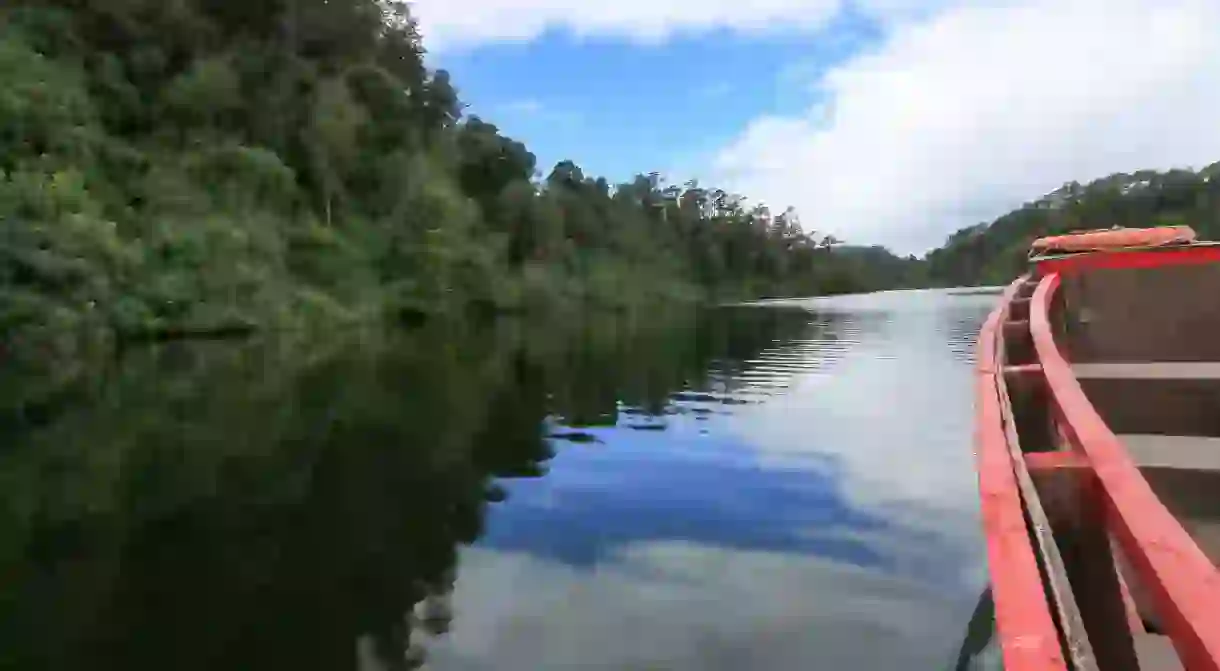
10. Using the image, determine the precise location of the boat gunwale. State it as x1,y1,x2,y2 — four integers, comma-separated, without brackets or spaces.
976,276,1069,671
1033,242,1220,275
1030,268,1220,671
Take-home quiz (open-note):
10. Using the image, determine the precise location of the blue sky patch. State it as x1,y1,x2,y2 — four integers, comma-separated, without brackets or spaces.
430,9,882,184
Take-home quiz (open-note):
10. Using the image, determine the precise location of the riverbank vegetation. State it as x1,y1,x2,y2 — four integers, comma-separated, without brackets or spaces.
0,1,921,359
925,165,1220,286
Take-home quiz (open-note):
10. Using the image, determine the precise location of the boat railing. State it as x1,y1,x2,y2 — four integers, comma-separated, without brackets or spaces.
1027,267,1220,671
975,276,1069,671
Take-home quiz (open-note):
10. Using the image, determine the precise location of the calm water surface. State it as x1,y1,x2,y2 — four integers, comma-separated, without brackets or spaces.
1,289,1000,670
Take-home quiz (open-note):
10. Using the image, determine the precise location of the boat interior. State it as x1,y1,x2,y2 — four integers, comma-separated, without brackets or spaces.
1060,262,1220,571
993,254,1220,671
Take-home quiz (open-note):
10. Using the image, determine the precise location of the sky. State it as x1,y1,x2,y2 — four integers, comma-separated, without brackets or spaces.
412,0,1220,254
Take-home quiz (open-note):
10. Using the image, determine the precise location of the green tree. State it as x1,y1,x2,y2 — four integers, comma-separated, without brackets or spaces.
0,0,925,362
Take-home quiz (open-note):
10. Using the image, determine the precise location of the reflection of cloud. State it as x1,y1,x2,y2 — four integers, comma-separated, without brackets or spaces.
425,542,979,670
416,291,997,670
729,292,984,503
484,422,886,568
721,291,992,584
485,292,990,592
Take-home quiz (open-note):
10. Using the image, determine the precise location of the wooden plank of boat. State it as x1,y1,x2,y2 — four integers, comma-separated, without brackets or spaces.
1118,434,1220,570
1030,272,1220,671
1134,634,1184,671
1071,364,1220,438
1073,362,1220,380
995,330,1100,670
1027,452,1159,661
1120,434,1220,473
975,277,1070,671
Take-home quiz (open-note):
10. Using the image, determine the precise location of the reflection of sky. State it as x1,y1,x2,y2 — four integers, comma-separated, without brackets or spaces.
425,543,980,671
481,418,889,568
429,290,999,671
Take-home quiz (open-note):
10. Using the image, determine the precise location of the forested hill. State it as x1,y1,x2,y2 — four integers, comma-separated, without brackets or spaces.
0,1,919,357
924,165,1220,286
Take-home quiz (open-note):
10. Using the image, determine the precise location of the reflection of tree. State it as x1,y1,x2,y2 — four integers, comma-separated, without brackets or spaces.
696,306,851,395
941,307,991,366
953,588,996,671
0,305,831,670
0,325,552,671
538,306,843,429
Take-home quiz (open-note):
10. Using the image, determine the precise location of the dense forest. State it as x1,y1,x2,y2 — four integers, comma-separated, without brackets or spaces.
924,164,1220,286
0,0,923,360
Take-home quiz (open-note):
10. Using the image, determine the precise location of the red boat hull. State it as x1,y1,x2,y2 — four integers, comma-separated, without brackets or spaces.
977,239,1220,670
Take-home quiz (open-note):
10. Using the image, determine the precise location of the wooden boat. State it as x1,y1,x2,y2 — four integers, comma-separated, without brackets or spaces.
975,226,1220,671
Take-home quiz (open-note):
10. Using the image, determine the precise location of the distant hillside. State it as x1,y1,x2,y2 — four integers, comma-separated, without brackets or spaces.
825,245,927,293
924,163,1220,286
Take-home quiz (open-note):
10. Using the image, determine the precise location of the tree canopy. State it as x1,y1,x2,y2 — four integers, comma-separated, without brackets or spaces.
0,0,920,359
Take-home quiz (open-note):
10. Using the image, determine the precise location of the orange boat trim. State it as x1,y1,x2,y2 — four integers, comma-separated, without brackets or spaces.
1031,226,1195,254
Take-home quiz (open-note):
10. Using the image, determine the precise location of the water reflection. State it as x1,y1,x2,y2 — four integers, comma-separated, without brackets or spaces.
0,291,998,670
432,291,998,670
1,328,550,670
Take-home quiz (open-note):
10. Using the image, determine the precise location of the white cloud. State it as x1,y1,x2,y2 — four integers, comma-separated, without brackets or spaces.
498,98,545,116
408,0,845,48
712,0,1220,252
407,0,954,47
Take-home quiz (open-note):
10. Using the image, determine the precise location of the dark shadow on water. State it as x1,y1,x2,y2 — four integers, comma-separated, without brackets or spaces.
954,588,998,671
1,327,551,670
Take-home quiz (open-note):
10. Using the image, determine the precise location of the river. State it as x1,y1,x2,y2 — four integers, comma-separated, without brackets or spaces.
0,289,1001,670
